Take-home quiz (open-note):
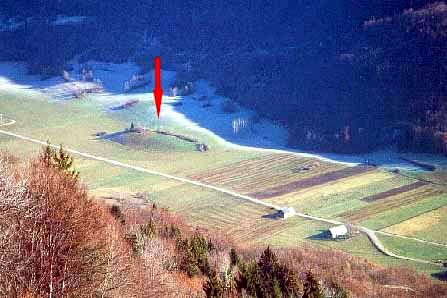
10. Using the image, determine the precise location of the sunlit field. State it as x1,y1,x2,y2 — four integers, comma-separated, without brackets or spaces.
1,87,447,278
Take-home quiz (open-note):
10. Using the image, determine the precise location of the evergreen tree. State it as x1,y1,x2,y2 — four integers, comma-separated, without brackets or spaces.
39,142,79,180
258,246,279,295
190,232,212,276
332,283,350,298
259,247,301,297
203,269,223,298
272,277,282,298
239,261,262,297
303,271,324,298
53,144,79,180
277,264,301,297
40,140,55,168
176,231,212,277
229,248,240,267
236,247,301,297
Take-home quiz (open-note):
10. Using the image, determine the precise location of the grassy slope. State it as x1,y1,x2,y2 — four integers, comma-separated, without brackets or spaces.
377,234,447,262
265,171,414,217
383,205,447,244
1,90,447,277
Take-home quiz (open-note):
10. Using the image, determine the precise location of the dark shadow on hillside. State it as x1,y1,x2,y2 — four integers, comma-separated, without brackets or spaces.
307,230,332,241
432,270,447,282
262,211,282,220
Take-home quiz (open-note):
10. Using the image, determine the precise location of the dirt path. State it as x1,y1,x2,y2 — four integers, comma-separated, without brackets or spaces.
360,227,442,266
0,119,16,127
0,122,444,267
376,230,447,248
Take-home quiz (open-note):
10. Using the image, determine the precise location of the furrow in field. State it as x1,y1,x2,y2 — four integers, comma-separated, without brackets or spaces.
340,187,444,222
188,154,293,179
362,181,429,202
187,154,343,194
249,165,373,199
226,163,340,191
190,159,297,183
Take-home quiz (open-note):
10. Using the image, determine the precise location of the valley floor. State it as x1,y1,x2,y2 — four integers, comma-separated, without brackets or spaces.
1,61,447,279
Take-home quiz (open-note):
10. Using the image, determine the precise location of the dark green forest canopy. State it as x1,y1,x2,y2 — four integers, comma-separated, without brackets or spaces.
1,0,446,154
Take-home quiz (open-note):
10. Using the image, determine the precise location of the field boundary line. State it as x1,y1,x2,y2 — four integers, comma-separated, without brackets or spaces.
376,230,447,248
360,227,442,266
0,119,16,126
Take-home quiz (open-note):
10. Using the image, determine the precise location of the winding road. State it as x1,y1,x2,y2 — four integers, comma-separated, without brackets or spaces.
0,118,444,267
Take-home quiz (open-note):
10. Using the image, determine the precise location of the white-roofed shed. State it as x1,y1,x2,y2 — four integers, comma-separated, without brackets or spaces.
279,207,296,219
328,225,348,239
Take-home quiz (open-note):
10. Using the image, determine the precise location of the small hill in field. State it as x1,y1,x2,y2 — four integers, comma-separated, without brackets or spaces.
101,128,199,153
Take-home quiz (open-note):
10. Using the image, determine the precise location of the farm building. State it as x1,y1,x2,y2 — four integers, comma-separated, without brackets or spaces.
328,225,348,239
279,207,296,219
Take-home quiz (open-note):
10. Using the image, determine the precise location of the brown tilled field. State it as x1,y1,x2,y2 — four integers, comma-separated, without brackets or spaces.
362,181,429,202
339,186,445,222
188,153,348,195
249,165,374,199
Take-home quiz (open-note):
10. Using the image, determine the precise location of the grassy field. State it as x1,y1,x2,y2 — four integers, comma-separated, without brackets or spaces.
383,205,447,244
359,193,447,230
262,222,444,275
377,233,447,262
1,87,447,278
340,186,444,222
264,171,414,217
188,153,345,194
103,130,198,153
0,93,264,173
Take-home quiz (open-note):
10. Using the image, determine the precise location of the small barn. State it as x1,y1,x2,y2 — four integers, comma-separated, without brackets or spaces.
328,225,348,239
279,207,296,219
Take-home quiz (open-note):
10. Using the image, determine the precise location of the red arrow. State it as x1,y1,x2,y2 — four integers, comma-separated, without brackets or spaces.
153,56,163,118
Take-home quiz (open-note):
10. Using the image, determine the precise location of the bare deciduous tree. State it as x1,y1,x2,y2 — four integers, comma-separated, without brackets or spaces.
0,156,127,297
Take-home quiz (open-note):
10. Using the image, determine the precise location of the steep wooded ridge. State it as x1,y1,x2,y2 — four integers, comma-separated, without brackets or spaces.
0,1,446,154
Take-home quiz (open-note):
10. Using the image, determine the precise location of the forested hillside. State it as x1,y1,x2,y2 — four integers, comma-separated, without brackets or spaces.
1,1,446,154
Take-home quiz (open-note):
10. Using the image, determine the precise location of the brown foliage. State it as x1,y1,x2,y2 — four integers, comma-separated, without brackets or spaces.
0,150,19,166
237,246,447,298
1,150,447,298
114,205,206,297
0,156,137,297
117,203,447,298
